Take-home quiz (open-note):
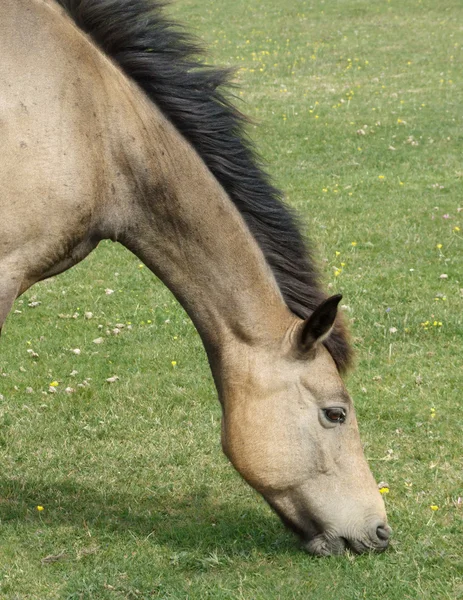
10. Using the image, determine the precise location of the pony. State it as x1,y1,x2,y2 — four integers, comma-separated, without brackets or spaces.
0,0,390,554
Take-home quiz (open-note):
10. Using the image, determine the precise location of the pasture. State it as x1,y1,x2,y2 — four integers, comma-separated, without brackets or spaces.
0,0,462,597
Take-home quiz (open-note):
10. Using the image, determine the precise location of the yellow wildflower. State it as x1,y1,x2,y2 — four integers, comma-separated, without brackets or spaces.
37,505,44,512
351,241,357,247
430,505,439,511
379,487,389,495
50,381,59,387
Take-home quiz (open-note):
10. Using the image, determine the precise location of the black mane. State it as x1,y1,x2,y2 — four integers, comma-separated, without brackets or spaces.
55,0,351,370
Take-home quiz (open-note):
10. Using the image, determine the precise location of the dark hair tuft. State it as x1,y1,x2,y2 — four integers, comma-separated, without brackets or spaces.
56,0,352,370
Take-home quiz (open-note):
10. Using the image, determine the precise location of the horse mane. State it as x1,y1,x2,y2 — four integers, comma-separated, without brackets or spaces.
55,0,352,371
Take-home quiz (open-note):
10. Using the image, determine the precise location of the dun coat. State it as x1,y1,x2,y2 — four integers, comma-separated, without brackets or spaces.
0,0,390,554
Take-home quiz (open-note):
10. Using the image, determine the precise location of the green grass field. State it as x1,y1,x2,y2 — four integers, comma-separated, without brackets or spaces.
1,0,462,598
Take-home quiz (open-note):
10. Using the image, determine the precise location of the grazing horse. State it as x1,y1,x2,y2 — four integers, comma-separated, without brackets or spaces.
0,0,390,555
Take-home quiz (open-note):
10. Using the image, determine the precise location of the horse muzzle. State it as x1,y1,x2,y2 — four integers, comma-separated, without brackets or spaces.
303,522,392,556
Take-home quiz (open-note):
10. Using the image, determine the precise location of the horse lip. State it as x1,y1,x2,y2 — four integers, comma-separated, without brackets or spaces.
303,533,347,556
343,537,373,554
267,497,390,556
342,535,390,554
304,534,389,556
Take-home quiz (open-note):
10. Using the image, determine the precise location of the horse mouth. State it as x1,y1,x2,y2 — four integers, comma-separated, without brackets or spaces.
304,533,347,556
304,534,388,556
266,497,390,556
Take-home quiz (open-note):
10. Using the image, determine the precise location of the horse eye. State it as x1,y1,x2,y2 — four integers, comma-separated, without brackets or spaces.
323,408,346,424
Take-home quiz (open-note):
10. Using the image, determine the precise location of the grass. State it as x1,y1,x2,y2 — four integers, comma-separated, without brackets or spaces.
1,0,462,598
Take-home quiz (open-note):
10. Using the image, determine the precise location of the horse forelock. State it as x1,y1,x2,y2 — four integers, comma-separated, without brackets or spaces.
54,0,352,371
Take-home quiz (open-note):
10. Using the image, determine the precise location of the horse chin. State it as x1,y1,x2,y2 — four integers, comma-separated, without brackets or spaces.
304,534,347,556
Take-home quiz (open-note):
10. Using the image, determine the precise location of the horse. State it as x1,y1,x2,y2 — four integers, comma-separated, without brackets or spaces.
0,0,390,555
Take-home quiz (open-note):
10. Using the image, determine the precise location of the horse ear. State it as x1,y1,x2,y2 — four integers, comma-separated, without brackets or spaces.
297,294,342,354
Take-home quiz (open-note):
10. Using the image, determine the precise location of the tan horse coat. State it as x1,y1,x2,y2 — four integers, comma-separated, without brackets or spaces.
0,0,390,554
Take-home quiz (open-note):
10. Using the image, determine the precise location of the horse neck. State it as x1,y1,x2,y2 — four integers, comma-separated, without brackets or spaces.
18,0,294,375
113,98,295,363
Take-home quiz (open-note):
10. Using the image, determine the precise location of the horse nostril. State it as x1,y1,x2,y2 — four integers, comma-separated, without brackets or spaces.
376,525,391,543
